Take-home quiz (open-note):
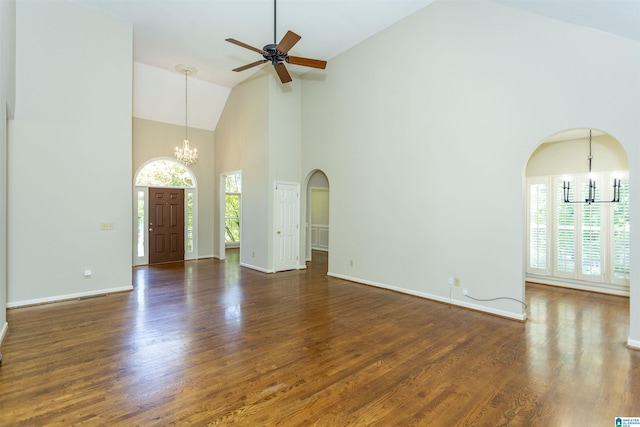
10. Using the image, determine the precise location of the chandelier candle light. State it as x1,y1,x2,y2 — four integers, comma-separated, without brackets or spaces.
175,64,198,166
562,129,621,204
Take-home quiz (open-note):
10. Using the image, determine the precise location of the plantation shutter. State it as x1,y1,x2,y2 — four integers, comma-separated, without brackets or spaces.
528,179,548,274
528,172,629,292
581,177,602,278
613,178,630,281
555,180,575,274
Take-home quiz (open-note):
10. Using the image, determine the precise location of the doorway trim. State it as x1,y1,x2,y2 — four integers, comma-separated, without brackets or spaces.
219,170,242,261
302,169,331,264
133,157,198,266
273,181,300,272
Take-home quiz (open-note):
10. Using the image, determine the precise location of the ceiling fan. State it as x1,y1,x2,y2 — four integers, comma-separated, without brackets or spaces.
225,0,327,84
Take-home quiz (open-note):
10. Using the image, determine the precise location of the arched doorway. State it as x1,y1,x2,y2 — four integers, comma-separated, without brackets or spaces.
305,170,330,264
524,129,630,295
133,158,198,266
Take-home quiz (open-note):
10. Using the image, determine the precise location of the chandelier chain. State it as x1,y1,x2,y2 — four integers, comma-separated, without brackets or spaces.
184,69,188,141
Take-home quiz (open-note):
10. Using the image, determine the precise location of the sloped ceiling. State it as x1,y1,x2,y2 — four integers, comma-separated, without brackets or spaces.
495,0,640,42
67,0,639,130
71,0,639,88
72,0,439,88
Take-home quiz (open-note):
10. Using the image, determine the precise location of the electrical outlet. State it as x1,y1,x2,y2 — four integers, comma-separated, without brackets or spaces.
462,288,468,296
448,277,460,286
101,223,114,231
349,260,354,267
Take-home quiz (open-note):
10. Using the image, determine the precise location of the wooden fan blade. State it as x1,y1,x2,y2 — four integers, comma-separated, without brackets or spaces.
274,63,292,84
287,56,327,70
232,60,267,72
225,38,266,54
276,30,301,54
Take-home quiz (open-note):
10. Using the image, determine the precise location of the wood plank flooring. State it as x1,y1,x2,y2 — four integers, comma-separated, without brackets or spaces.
1,250,638,425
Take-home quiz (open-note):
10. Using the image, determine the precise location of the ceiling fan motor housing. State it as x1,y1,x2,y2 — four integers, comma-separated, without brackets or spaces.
263,43,288,65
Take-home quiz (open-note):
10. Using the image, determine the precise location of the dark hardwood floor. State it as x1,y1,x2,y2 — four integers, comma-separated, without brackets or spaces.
0,250,638,425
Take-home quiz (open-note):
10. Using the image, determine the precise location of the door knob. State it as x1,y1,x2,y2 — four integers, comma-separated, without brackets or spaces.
149,228,153,232
277,230,281,234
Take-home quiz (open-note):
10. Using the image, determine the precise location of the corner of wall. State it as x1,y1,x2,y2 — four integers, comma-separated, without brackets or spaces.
0,321,8,346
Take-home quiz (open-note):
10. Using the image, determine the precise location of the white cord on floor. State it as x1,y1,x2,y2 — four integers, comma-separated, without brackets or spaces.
464,292,528,308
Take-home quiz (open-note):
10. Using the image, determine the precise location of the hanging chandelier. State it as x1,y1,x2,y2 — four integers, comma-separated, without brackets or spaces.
562,129,621,204
174,64,198,166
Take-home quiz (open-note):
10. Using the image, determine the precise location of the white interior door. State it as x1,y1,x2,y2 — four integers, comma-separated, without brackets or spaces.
274,182,300,272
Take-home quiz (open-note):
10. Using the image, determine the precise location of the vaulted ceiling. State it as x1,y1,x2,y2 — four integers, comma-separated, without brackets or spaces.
71,0,640,89
65,0,639,131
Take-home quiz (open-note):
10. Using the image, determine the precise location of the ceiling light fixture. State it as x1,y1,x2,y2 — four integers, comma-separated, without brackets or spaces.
563,129,621,204
174,64,198,166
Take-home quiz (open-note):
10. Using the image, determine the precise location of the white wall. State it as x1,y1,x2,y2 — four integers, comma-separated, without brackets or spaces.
214,71,303,271
214,74,270,269
267,77,302,268
301,0,640,328
0,0,16,343
8,1,133,305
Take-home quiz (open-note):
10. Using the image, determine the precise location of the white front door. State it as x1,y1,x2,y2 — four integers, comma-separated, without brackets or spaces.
274,182,300,272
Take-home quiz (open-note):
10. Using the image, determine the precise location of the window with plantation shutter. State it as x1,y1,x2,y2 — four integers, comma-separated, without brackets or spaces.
528,181,548,273
526,172,629,294
581,178,602,278
613,178,630,282
555,182,575,274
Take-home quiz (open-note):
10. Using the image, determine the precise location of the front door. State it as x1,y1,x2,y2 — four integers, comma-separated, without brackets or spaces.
274,182,300,272
149,187,185,264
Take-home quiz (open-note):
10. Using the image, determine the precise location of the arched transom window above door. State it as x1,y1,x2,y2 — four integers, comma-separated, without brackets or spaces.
135,159,195,187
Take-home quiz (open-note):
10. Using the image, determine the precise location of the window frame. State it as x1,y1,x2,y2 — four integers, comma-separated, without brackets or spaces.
526,172,629,295
133,158,198,266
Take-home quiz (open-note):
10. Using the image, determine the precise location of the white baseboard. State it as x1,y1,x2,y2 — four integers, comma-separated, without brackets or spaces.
239,262,273,273
526,275,629,297
0,321,7,345
627,337,640,350
327,272,526,321
7,285,133,308
239,263,307,273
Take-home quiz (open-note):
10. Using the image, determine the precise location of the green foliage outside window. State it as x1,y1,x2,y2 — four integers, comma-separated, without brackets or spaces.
225,194,240,243
136,160,194,187
225,173,241,244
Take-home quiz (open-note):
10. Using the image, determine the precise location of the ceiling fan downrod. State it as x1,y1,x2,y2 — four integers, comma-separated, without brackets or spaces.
225,0,327,84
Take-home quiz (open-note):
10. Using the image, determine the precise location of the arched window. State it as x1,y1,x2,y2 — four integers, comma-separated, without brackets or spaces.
135,159,195,187
133,159,198,265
